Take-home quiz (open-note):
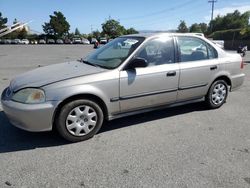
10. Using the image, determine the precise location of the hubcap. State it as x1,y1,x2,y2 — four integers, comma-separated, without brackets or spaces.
211,83,227,105
66,105,97,136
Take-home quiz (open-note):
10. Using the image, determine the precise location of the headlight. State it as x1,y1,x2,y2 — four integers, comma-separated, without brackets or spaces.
12,88,45,104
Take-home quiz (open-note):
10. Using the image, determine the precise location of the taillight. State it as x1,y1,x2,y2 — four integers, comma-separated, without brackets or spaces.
241,58,244,69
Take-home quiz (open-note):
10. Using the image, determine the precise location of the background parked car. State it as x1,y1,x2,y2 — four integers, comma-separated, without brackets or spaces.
30,40,38,44
4,39,12,44
64,38,72,44
21,39,29,44
211,40,224,49
91,38,97,44
56,39,64,44
72,38,82,44
47,39,55,44
82,38,90,44
38,39,46,44
12,39,21,44
100,37,107,44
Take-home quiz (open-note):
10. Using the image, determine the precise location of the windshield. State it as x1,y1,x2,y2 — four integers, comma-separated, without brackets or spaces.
84,37,145,69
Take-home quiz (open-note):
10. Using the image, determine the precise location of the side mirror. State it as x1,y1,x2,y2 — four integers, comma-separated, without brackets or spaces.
126,57,148,69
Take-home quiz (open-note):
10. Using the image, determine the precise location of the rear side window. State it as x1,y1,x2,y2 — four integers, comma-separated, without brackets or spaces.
177,36,217,62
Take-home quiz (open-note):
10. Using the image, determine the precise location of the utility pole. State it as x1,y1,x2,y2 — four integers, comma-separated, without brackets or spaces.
208,0,217,31
90,24,93,33
208,0,217,22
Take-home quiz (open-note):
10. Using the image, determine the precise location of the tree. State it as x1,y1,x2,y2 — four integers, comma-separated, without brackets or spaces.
43,11,70,38
189,23,202,33
75,28,80,36
102,19,126,38
87,33,93,43
81,33,88,39
13,18,18,24
240,26,250,39
190,23,208,33
18,28,28,39
0,12,8,29
177,20,188,33
67,32,75,39
92,30,101,39
208,10,250,34
27,34,39,41
199,23,208,33
126,27,139,35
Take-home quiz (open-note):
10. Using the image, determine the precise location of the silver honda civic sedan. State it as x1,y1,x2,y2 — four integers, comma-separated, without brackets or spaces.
1,33,245,142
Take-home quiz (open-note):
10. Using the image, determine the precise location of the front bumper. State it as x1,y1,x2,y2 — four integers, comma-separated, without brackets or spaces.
1,88,58,132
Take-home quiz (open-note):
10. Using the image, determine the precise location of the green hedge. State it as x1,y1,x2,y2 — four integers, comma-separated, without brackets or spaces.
208,29,242,40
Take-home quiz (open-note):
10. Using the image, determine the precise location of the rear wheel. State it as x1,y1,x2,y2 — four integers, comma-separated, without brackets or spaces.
205,80,228,109
55,99,104,142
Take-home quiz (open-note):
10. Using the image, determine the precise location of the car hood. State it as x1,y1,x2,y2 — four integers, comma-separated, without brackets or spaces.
10,61,106,92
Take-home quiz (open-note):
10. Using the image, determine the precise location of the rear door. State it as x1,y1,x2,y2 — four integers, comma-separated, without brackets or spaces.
176,36,219,101
119,36,179,112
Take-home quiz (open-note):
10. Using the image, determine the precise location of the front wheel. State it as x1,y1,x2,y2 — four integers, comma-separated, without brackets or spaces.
205,80,228,109
55,99,104,142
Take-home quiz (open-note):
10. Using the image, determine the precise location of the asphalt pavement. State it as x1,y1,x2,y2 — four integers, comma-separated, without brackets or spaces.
0,45,250,188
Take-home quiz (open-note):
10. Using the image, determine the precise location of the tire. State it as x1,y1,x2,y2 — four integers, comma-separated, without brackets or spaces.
205,80,228,109
55,99,104,142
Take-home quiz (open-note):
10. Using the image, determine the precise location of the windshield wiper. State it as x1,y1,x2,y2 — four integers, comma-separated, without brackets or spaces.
80,59,111,69
94,64,111,69
80,59,98,67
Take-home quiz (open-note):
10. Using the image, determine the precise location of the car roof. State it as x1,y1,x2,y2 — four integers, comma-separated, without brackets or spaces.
120,32,226,54
122,32,205,39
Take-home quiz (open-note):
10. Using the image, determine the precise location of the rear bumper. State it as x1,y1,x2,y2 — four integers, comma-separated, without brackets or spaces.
1,98,58,132
231,73,245,91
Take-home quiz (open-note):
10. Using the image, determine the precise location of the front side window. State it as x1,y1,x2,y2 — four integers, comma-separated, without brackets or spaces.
135,36,175,66
84,37,144,69
177,36,217,62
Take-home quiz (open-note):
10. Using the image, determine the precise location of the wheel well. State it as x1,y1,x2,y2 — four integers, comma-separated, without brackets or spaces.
52,94,108,129
214,76,231,87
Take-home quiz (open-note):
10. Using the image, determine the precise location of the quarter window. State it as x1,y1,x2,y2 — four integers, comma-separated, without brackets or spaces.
207,43,217,59
135,36,175,66
177,37,217,62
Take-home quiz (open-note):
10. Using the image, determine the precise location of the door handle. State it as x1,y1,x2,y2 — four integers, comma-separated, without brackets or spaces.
210,65,217,70
166,71,176,77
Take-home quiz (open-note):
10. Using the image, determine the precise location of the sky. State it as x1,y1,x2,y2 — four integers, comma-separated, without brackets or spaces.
1,0,250,34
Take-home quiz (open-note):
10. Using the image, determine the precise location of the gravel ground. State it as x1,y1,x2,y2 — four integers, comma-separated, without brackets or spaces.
0,45,250,188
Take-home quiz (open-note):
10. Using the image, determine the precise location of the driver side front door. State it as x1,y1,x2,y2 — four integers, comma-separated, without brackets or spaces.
119,36,179,113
